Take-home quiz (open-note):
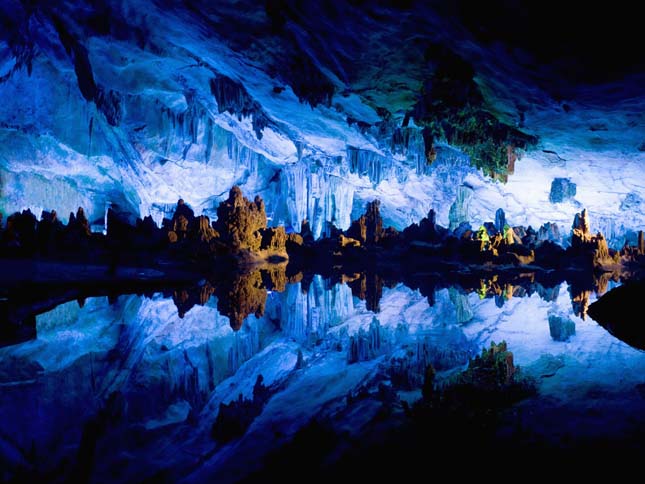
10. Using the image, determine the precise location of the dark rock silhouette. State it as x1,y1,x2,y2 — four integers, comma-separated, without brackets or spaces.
348,272,383,313
210,76,270,139
588,281,645,350
211,374,271,442
347,200,383,246
173,199,195,224
107,208,135,243
402,208,445,243
36,210,64,254
68,207,91,237
300,219,314,244
4,209,38,253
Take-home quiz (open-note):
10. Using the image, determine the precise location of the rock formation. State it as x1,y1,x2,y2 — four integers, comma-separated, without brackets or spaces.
4,209,38,253
211,374,271,443
571,209,592,247
166,199,196,242
448,185,473,231
69,207,91,236
401,208,445,243
338,234,361,248
172,215,190,241
549,177,577,203
588,280,645,350
494,208,506,233
364,200,384,245
570,209,614,267
190,215,219,243
214,186,267,253
347,317,383,363
593,233,611,265
260,226,287,252
286,232,303,247
299,220,314,244
537,222,560,244
173,199,195,225
347,200,384,246
36,210,64,253
443,341,519,392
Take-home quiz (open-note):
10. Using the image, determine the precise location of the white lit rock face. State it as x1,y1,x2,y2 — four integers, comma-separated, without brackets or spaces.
0,1,643,245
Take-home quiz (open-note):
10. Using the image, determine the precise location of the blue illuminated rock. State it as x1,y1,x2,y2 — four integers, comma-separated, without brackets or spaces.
548,314,576,341
549,178,577,203
495,208,506,233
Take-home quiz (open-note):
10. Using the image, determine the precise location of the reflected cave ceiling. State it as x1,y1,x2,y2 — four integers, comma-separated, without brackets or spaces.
0,0,644,242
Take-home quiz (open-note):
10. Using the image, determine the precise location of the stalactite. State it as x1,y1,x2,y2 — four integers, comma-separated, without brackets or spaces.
347,146,391,185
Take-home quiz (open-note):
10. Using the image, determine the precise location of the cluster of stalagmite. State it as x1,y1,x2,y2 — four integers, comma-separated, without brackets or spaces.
1,186,643,278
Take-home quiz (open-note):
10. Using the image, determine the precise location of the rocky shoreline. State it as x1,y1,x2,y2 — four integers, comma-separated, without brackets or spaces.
1,185,643,343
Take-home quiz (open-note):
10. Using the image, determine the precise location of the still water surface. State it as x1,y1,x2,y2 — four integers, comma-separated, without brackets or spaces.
1,275,644,481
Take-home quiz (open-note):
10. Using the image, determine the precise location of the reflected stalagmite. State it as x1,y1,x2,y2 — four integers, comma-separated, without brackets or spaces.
217,271,267,331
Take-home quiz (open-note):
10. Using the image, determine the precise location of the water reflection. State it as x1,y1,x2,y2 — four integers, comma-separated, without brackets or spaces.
0,263,625,344
0,271,643,482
